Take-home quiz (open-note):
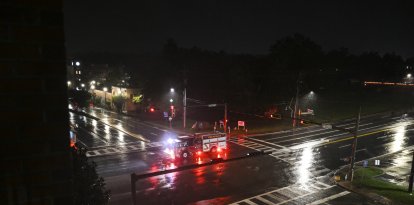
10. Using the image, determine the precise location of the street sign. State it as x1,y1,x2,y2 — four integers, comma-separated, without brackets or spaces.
301,108,315,115
163,112,168,118
363,160,368,168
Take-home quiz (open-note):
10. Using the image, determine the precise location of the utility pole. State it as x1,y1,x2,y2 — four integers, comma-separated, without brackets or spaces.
224,103,227,133
349,106,361,182
408,150,414,193
183,88,187,129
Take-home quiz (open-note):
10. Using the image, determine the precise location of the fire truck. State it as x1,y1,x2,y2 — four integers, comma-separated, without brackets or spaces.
164,132,227,159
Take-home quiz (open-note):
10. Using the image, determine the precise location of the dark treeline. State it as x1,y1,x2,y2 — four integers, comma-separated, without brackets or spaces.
74,34,414,112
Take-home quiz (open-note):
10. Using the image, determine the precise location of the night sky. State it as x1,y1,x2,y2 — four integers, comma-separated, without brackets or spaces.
64,0,414,58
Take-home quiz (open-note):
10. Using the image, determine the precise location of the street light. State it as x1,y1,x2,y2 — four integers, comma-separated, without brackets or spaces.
408,73,412,78
310,91,314,95
81,83,85,88
91,85,95,90
90,80,96,85
170,99,173,103
67,81,71,86
75,61,80,66
170,88,175,93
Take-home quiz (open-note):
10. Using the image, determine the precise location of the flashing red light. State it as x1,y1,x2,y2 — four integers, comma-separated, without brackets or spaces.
217,147,222,152
150,107,155,112
197,151,201,156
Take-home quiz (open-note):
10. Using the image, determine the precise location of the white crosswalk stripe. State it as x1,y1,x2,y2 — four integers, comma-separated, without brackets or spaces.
85,141,163,157
230,179,335,205
228,137,332,177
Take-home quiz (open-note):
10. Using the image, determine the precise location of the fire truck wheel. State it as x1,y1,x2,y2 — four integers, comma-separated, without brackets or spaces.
182,151,189,158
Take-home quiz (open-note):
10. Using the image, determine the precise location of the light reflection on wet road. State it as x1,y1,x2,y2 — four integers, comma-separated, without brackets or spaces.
71,108,414,205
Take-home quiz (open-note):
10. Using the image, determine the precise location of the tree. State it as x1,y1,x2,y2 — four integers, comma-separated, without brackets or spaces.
68,90,92,108
71,146,110,205
269,33,324,72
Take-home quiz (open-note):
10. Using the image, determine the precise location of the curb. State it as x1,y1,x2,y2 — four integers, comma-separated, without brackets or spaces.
336,181,392,205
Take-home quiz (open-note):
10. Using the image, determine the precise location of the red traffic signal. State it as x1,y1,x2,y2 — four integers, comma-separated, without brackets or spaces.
150,107,155,112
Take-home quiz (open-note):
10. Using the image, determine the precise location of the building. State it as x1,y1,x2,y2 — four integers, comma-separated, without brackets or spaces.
1,1,73,204
92,86,141,112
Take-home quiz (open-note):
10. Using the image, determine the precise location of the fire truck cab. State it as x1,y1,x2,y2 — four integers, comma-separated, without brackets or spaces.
165,132,227,159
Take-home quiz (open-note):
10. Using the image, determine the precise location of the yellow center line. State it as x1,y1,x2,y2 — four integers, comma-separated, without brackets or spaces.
322,122,412,146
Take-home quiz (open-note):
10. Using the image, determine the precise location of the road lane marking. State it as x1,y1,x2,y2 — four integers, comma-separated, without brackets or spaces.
276,123,383,144
307,191,350,205
247,137,289,149
356,148,366,153
338,144,351,149
256,196,275,204
230,180,334,205
376,135,389,140
290,122,411,149
264,122,374,142
150,132,158,136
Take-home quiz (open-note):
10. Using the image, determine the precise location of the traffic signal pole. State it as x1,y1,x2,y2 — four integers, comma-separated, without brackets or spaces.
224,103,227,133
183,88,187,129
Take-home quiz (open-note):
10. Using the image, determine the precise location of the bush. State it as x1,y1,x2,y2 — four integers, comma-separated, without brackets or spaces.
68,90,92,108
112,95,126,113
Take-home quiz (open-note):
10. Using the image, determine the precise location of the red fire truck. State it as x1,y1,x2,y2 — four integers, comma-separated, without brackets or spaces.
164,132,227,159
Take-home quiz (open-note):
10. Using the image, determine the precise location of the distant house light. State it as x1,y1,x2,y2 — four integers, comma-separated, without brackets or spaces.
75,61,80,66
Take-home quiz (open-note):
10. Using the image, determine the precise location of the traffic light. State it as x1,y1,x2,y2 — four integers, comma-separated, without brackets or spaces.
150,107,155,112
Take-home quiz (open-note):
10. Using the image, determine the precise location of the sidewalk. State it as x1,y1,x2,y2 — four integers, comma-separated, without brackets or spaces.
333,146,414,205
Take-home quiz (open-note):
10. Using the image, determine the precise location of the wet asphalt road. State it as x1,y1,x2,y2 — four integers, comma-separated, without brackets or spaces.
70,108,414,205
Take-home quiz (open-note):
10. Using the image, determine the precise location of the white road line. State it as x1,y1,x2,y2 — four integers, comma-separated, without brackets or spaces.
248,138,289,149
262,127,327,139
256,196,275,204
248,144,266,148
274,122,382,144
307,191,350,205
338,144,351,149
150,132,158,136
289,123,396,149
264,122,373,142
376,135,389,140
240,199,256,205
